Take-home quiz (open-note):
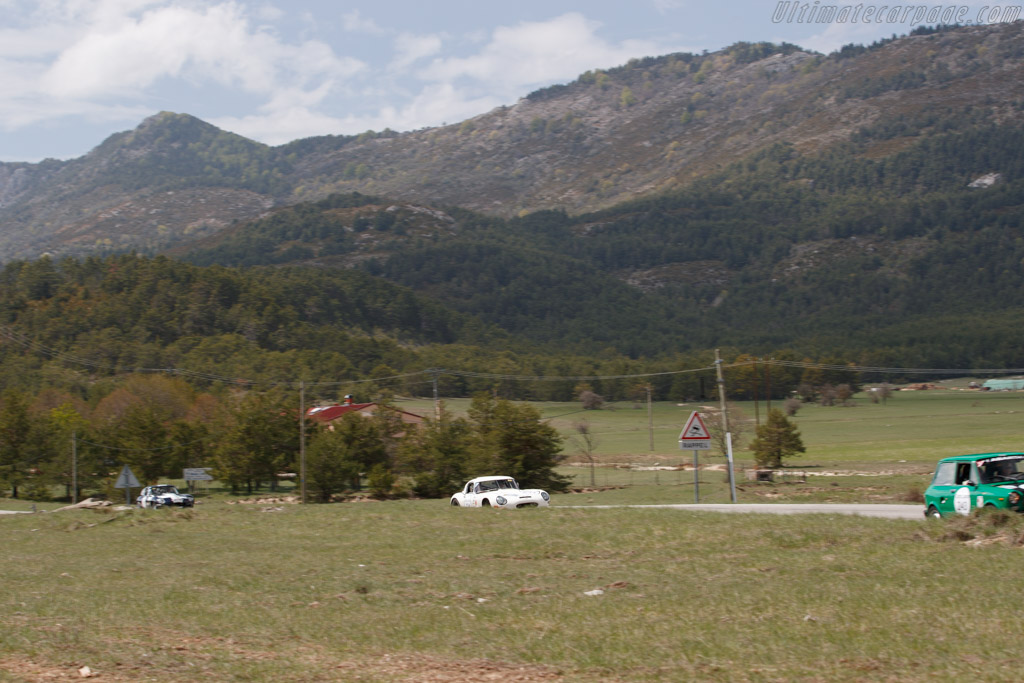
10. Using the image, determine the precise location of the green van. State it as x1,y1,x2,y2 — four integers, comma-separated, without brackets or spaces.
924,452,1024,518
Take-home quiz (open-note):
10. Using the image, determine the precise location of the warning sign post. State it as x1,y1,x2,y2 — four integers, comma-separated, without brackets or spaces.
679,411,711,503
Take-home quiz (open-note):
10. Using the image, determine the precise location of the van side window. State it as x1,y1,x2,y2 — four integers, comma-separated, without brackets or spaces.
933,462,956,486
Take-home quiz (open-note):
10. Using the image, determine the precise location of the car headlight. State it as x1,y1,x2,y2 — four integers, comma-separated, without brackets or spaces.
496,496,507,506
541,491,550,502
1010,490,1022,506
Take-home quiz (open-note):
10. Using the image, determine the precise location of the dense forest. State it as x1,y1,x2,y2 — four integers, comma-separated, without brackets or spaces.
179,113,1024,368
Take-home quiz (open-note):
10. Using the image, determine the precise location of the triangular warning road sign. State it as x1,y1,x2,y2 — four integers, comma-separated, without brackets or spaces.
114,465,141,489
679,411,711,441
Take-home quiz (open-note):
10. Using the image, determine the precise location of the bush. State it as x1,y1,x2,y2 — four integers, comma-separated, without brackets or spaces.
367,464,395,500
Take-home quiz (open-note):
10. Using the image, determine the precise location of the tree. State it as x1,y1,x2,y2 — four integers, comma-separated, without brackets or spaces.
749,409,805,469
212,391,298,494
328,412,390,490
571,421,599,487
398,403,473,498
101,404,172,485
305,427,360,502
468,393,570,492
703,403,753,458
0,389,43,498
783,397,801,416
46,402,92,501
578,390,604,410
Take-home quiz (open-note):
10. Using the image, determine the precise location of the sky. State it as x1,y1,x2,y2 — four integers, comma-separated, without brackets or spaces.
0,0,1019,161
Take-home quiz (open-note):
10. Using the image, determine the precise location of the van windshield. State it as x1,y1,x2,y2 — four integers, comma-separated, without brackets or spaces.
979,456,1024,484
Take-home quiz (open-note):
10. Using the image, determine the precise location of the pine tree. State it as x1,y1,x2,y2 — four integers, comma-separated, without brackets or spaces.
749,408,805,469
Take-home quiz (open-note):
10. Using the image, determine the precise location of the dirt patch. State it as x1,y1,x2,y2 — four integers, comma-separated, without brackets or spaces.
227,496,300,505
0,651,575,682
342,653,568,681
567,486,626,494
0,656,92,681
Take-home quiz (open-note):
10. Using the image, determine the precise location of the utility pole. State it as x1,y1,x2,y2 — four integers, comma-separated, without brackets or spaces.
715,349,738,503
71,431,78,505
765,356,773,414
753,357,761,426
431,368,441,421
646,384,654,451
299,381,307,504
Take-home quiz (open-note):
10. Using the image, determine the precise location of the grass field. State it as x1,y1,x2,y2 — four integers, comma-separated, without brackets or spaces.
4,499,1024,681
4,388,1024,681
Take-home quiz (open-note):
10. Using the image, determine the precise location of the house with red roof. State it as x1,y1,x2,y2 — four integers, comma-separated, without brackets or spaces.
306,395,426,429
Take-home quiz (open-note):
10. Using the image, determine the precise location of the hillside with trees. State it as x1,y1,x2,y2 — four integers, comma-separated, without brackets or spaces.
178,105,1024,367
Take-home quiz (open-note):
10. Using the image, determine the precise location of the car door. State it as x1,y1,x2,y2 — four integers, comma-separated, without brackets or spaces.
463,482,480,507
928,461,960,516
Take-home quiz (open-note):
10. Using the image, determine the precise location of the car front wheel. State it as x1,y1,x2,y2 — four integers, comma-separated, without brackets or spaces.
481,499,491,507
450,499,460,506
926,505,941,519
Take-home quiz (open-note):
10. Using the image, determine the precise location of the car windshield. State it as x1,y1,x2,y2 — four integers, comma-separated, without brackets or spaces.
475,479,518,492
978,456,1024,483
152,486,178,494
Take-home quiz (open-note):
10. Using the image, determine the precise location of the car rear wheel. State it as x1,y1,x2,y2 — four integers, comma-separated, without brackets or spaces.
926,505,941,519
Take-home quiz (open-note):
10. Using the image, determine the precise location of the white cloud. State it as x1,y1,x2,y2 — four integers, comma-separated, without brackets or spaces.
42,3,362,99
794,20,893,54
419,13,666,93
210,83,344,143
391,32,443,71
256,2,284,22
653,0,685,13
342,9,386,35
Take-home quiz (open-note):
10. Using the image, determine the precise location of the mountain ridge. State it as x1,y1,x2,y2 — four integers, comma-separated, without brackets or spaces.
1,22,1022,262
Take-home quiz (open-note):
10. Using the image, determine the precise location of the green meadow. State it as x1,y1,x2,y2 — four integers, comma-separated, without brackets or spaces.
400,386,1024,467
4,388,1024,681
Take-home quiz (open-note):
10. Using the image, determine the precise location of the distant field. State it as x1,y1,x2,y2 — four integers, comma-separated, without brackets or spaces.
398,386,1024,466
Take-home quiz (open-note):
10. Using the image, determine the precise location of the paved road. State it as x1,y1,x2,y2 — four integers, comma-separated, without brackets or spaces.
568,503,925,519
0,509,32,515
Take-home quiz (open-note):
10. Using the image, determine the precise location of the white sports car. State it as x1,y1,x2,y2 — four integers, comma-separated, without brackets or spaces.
450,476,550,509
137,484,195,509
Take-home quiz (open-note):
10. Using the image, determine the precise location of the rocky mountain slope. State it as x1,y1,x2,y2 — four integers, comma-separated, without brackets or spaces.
0,22,1022,263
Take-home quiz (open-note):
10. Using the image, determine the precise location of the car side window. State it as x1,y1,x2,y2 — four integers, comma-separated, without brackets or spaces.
956,463,972,485
933,462,956,486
